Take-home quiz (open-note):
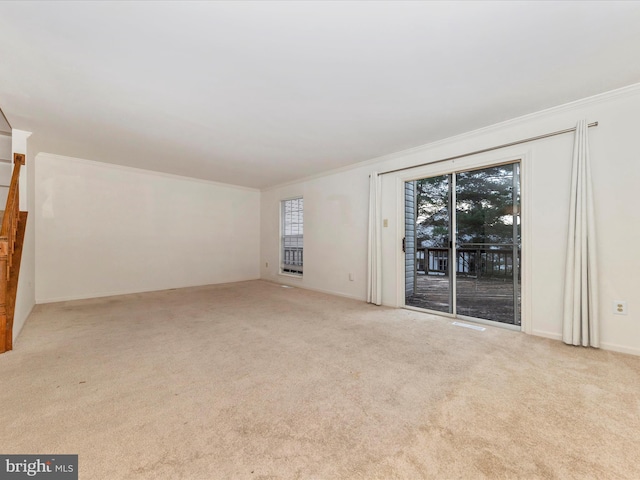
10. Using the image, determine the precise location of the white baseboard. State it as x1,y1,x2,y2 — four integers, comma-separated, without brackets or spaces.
35,278,262,304
532,329,640,356
531,329,563,341
260,279,365,303
598,342,640,356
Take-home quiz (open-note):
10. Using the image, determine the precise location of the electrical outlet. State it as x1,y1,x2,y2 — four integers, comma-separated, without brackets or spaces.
613,301,627,315
383,219,389,227
349,273,354,281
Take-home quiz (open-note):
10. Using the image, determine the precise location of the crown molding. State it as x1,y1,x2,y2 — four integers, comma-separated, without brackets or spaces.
36,152,260,193
263,81,640,191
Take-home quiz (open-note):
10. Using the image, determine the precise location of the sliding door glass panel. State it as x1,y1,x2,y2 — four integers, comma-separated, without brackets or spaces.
455,164,520,325
405,175,451,313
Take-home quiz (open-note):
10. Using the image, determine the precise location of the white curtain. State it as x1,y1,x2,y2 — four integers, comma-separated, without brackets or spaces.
563,120,599,347
367,172,382,305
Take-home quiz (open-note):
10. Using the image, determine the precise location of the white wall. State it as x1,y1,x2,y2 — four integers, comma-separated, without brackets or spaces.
12,129,35,343
0,134,11,162
261,84,640,355
261,166,370,300
0,135,12,208
35,153,260,302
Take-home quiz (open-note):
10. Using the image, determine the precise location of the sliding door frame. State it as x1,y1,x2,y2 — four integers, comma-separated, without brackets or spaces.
396,151,532,333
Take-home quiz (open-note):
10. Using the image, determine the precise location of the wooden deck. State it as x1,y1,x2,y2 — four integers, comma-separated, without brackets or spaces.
406,274,521,325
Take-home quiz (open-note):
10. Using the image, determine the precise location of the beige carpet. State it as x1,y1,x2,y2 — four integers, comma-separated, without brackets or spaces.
1,280,639,479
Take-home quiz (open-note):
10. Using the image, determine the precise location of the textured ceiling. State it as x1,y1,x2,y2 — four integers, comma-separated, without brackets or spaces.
1,1,640,188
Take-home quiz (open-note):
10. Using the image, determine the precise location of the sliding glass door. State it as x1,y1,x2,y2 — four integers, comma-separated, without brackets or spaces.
405,162,521,326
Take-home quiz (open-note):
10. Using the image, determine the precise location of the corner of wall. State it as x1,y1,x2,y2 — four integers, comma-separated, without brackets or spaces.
12,136,36,344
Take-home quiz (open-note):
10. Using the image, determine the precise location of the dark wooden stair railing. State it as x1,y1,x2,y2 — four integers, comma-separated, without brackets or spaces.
0,153,27,353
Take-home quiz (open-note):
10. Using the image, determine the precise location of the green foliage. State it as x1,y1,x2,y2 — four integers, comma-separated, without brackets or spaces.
414,165,518,248
415,175,449,248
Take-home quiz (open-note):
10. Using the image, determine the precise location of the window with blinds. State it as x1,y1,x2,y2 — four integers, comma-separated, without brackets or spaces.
281,197,303,275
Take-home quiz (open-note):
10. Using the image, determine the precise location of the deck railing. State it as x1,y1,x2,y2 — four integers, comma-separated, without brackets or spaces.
282,246,303,274
282,234,303,275
420,247,519,279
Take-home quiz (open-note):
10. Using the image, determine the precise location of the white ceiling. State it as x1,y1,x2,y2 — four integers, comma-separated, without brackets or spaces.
1,1,640,189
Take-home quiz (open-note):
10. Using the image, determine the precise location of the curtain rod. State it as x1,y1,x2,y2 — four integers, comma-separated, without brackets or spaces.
378,121,598,176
